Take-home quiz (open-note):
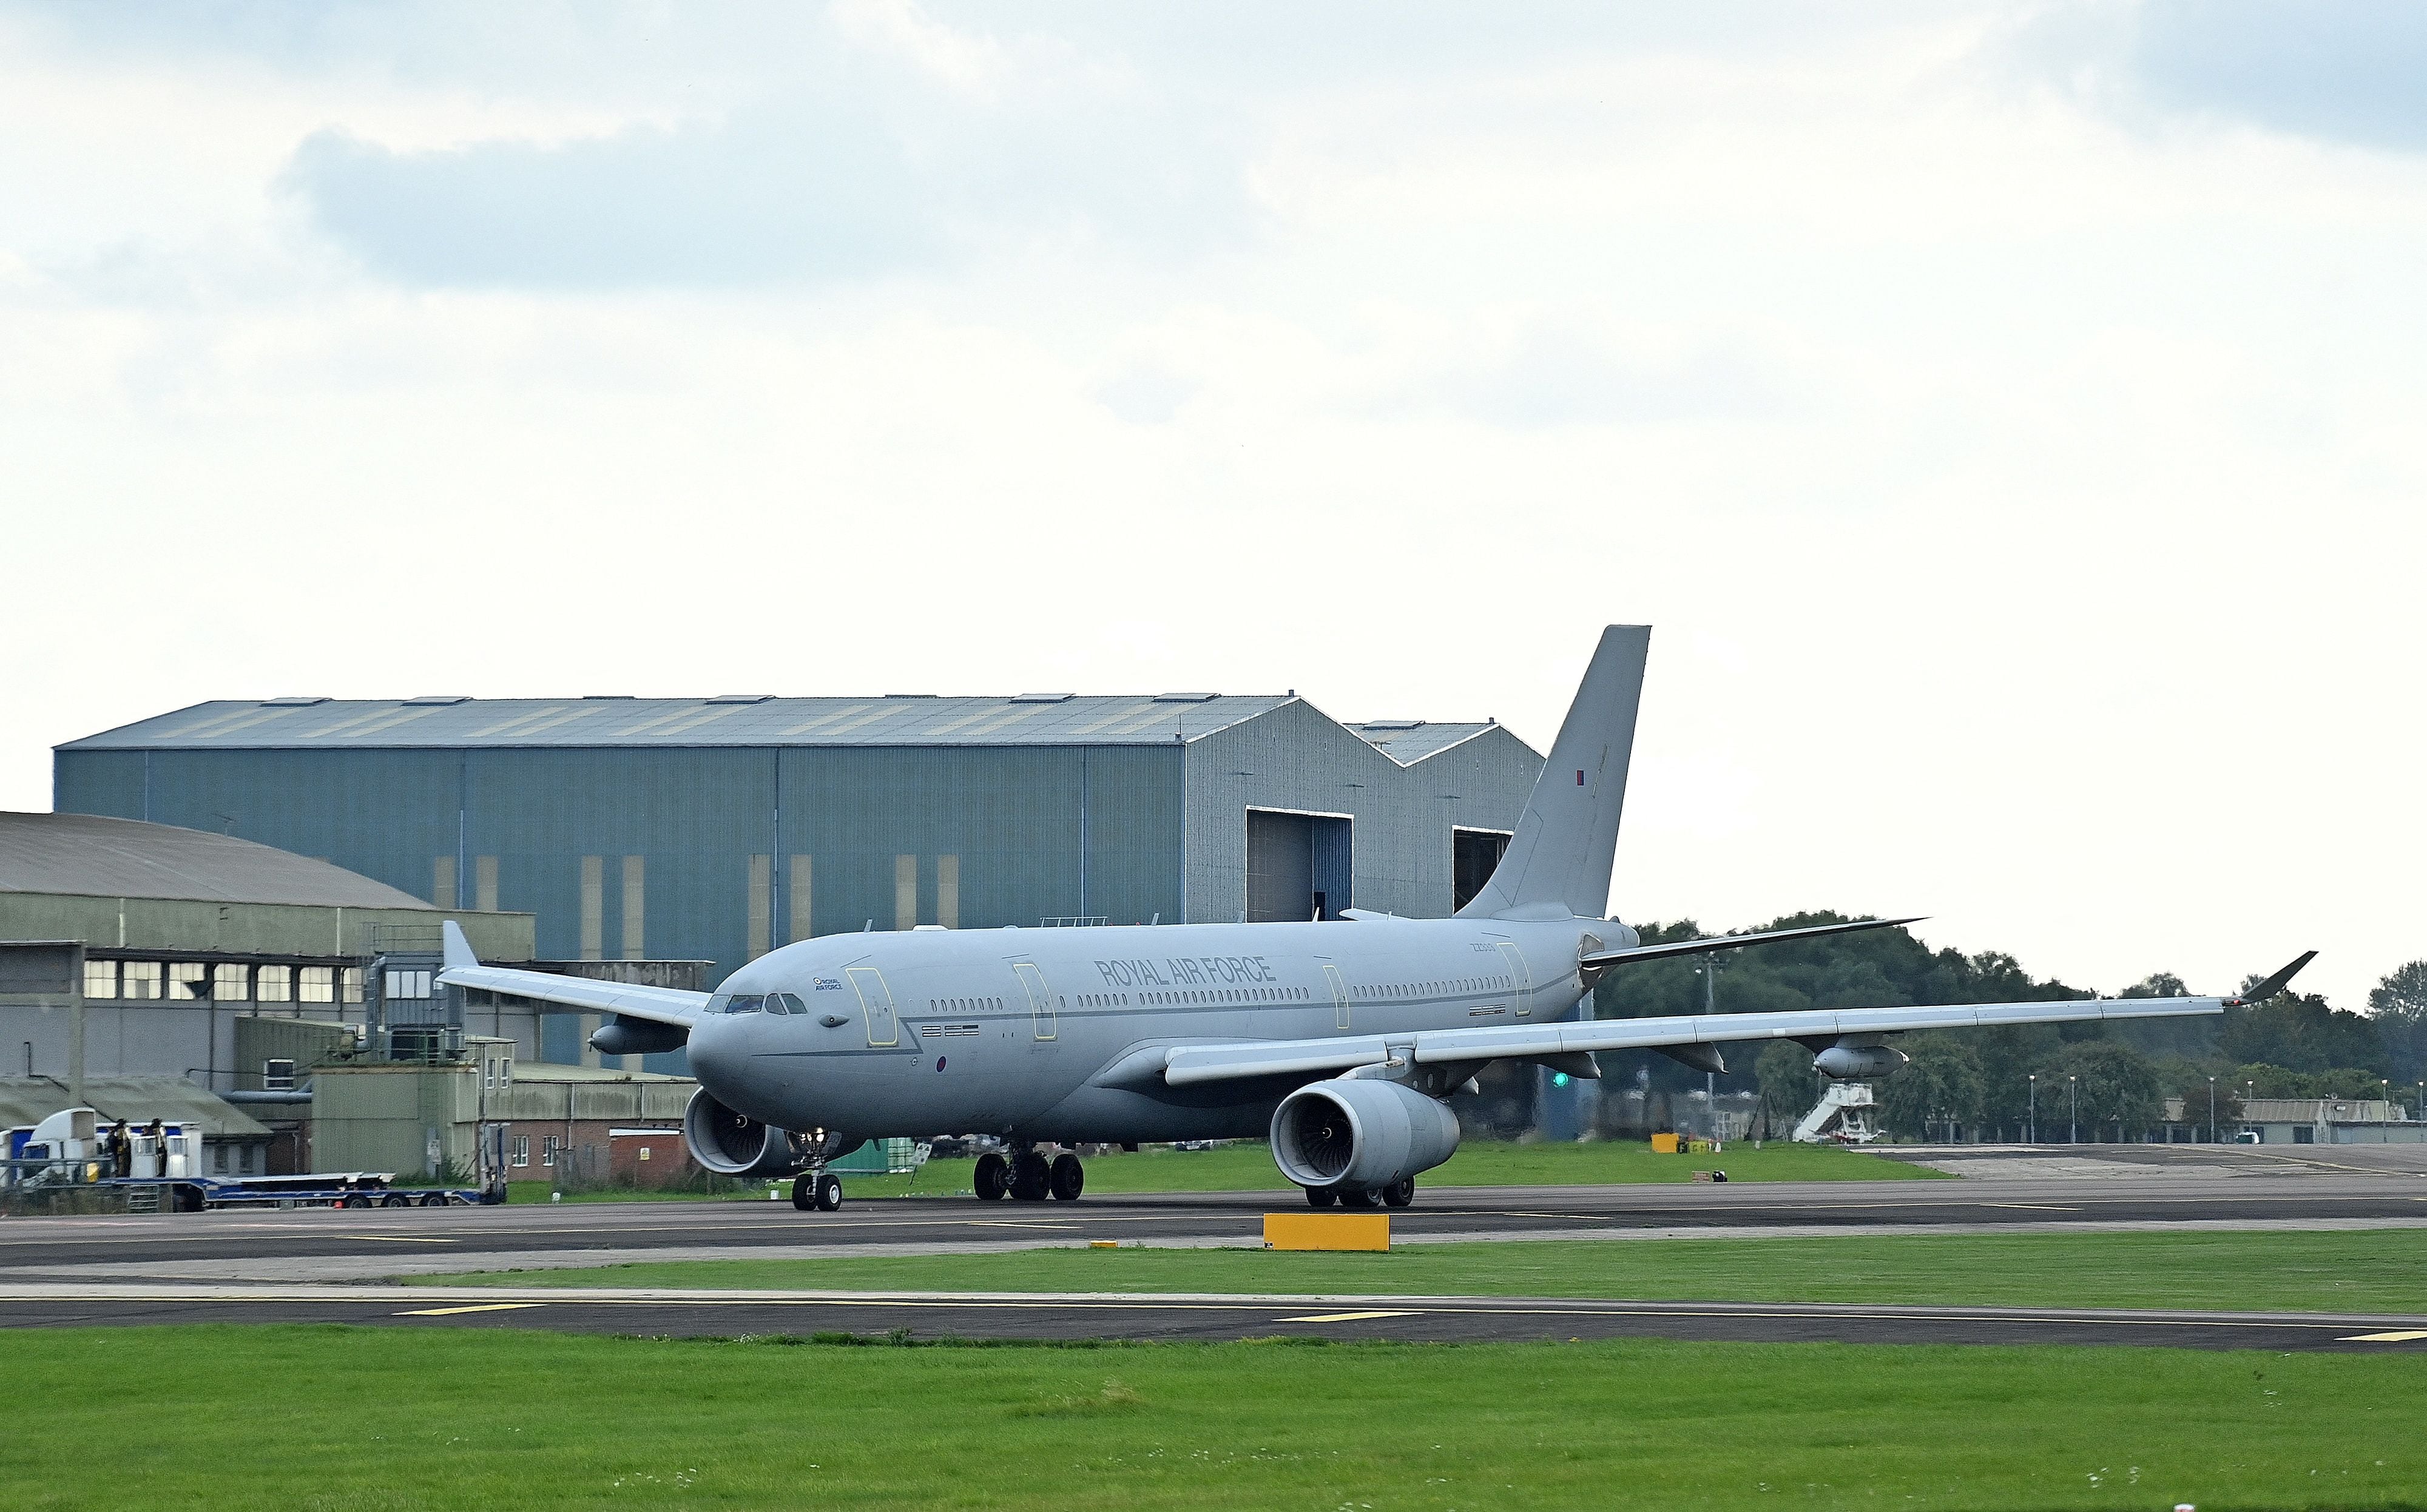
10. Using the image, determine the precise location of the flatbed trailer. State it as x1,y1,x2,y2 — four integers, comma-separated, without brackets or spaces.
98,1173,497,1213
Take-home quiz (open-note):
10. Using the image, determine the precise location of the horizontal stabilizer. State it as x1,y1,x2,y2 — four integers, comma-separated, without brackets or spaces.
1582,916,1922,971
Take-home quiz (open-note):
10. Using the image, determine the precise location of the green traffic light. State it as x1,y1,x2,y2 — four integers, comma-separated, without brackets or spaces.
1551,1072,1571,1088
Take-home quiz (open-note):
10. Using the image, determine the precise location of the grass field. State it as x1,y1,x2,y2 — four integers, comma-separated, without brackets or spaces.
510,1138,1937,1203
3,1326,2420,1510
424,1227,2427,1315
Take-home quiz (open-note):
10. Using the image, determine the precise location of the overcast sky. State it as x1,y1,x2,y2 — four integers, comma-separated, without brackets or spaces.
2,2,2419,1008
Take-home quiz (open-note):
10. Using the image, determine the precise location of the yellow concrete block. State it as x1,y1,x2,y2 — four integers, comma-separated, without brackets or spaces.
1263,1212,1391,1251
1650,1132,1680,1154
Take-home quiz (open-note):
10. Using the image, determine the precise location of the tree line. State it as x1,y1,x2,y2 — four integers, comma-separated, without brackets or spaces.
1588,915,2427,1141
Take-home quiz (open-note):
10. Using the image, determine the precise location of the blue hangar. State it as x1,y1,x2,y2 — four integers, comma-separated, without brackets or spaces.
55,692,1543,1064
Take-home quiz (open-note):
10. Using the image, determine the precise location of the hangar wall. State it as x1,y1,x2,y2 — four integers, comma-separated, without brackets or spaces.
55,697,1545,1053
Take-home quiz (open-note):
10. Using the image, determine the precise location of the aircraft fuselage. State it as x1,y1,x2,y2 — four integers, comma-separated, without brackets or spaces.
686,914,1633,1145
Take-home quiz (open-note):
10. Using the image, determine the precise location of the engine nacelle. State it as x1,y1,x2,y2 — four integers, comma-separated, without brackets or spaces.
682,1088,811,1177
1813,1038,1909,1080
1270,1078,1461,1193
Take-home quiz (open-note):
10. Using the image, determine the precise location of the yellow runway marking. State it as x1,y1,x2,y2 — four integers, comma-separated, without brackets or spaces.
1274,1311,1422,1323
396,1303,542,1317
2339,1329,2427,1342
343,1235,460,1244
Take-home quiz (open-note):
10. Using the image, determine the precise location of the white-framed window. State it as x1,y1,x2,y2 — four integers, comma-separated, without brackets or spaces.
120,961,161,1000
169,962,209,999
213,964,250,1001
342,967,363,1005
83,960,116,999
299,966,334,1004
511,1135,530,1167
263,1059,297,1091
384,968,433,1000
541,1135,559,1167
257,965,292,1003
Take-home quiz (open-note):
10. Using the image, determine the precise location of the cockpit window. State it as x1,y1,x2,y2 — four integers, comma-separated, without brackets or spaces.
769,991,806,1015
721,993,767,1014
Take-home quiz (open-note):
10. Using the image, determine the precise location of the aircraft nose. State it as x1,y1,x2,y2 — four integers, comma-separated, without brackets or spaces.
686,1016,741,1091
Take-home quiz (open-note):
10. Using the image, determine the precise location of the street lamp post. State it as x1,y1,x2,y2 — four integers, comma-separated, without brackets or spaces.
2383,1081,2391,1142
2068,1075,2078,1145
2028,1075,2037,1145
2207,1076,2216,1145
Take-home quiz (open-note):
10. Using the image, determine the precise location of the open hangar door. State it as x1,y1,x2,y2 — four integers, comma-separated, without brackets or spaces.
1453,827,1510,912
1246,809,1351,922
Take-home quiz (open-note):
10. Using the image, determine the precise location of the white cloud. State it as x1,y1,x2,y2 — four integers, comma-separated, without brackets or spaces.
1,2,2421,1009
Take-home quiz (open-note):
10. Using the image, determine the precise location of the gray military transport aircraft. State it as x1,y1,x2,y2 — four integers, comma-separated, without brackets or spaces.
439,626,2312,1212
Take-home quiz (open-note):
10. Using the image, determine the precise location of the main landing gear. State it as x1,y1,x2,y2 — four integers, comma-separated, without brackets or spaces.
1303,1176,1417,1209
790,1170,843,1212
974,1146,1086,1203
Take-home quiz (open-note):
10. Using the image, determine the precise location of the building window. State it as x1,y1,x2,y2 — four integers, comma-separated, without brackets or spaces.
498,1055,513,1087
342,967,363,1005
83,960,116,999
213,964,250,1001
257,965,292,1003
120,961,161,1000
262,1059,297,1092
385,968,433,1000
299,966,334,1004
541,1135,559,1167
511,1135,530,1168
169,962,209,1000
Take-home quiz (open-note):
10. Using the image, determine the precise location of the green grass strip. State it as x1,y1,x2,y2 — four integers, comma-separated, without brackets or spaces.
427,1227,2427,1315
2,1326,2420,1510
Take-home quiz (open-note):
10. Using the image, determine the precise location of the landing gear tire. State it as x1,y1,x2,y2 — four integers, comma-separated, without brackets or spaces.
1009,1150,1051,1201
792,1173,817,1211
1382,1177,1416,1209
974,1151,1010,1201
1048,1153,1085,1201
814,1173,843,1212
1337,1187,1380,1209
1303,1186,1338,1209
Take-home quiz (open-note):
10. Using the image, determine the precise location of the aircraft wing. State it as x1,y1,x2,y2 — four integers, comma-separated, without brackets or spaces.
434,920,708,1026
1155,954,2314,1088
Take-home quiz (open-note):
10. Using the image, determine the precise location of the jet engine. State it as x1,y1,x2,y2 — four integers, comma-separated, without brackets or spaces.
681,1087,813,1177
1813,1038,1909,1079
1270,1078,1460,1193
589,1014,690,1058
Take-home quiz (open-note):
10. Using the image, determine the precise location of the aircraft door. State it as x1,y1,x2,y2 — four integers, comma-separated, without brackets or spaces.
1013,962,1056,1041
1322,964,1351,1031
848,967,898,1047
1496,942,1532,1011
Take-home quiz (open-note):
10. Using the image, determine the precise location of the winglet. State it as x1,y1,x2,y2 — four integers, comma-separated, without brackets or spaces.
2226,950,2317,1007
441,920,479,972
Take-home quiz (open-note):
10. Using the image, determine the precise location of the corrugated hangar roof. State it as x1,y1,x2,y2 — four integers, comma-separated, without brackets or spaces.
1345,721,1501,763
0,812,433,910
61,694,1305,751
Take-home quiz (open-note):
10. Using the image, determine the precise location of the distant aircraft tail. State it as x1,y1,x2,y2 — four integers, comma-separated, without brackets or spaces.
1456,624,1650,920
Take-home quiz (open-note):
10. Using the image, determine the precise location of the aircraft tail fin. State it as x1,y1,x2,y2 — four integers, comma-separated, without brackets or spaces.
1456,624,1650,921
